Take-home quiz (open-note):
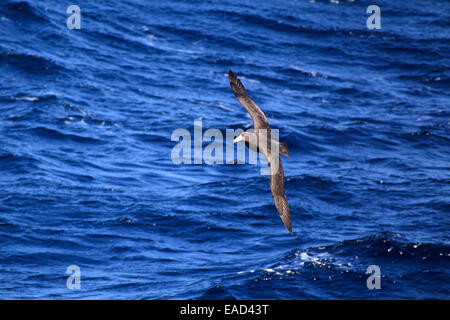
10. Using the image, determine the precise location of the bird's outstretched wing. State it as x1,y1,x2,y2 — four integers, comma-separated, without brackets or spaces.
228,70,270,130
268,155,292,234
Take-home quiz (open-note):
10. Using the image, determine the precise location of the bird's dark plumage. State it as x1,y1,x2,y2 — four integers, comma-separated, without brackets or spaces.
228,70,293,234
228,70,270,131
269,157,292,234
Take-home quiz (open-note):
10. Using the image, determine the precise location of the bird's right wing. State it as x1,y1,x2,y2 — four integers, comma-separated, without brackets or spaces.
228,70,270,130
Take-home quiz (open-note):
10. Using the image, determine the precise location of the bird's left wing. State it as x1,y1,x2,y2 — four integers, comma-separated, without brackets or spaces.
267,154,293,234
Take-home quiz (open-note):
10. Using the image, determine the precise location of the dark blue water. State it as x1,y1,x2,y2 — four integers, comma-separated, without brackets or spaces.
0,0,449,299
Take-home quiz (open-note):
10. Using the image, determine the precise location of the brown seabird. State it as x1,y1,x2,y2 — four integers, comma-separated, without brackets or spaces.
228,70,293,234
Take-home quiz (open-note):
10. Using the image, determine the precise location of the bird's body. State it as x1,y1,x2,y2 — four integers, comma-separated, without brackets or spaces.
228,70,293,234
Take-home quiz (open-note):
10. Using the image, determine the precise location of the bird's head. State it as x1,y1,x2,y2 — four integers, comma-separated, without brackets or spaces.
233,132,253,144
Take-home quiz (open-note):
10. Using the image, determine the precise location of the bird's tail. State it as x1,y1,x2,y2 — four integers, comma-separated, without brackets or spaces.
279,142,290,157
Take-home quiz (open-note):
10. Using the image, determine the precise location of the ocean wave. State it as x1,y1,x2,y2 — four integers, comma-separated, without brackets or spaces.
0,49,66,75
1,1,48,24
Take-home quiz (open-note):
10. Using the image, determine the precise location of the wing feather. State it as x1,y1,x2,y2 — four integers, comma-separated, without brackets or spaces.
228,70,270,130
268,155,293,234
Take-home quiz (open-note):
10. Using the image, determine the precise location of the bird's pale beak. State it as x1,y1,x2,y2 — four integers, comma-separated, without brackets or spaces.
233,135,243,143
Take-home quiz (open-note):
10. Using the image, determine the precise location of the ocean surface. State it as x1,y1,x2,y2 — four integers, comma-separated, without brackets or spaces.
0,0,449,299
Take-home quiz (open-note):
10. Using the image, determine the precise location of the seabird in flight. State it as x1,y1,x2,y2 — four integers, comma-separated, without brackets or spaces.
228,70,293,234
